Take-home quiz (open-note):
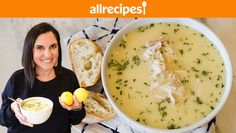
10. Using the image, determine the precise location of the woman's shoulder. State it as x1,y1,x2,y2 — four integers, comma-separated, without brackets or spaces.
11,69,25,79
60,67,76,78
61,67,75,74
6,69,25,86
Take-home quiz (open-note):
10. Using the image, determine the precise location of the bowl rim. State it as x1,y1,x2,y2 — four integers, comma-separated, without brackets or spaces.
20,97,53,113
101,18,233,132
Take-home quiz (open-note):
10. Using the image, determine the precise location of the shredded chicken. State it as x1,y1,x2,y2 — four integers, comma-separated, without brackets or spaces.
143,37,185,105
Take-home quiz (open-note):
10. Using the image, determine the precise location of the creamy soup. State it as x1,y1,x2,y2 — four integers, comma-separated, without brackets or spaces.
105,22,225,129
22,99,50,112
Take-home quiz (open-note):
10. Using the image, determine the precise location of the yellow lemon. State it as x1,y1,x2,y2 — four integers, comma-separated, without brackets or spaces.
60,91,73,105
73,88,88,102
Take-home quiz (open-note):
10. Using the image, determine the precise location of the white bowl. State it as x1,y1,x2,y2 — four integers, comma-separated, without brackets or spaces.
20,97,53,125
101,18,233,133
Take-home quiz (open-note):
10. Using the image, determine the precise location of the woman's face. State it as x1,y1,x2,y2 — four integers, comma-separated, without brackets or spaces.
33,31,59,72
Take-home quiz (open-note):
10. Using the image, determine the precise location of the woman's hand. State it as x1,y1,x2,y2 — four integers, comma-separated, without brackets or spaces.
10,98,34,127
59,96,82,111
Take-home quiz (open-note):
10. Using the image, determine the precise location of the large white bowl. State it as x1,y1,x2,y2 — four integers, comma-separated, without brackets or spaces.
101,18,233,133
20,97,53,125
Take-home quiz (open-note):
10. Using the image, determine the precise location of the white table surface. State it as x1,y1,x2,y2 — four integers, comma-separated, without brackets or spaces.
0,18,235,133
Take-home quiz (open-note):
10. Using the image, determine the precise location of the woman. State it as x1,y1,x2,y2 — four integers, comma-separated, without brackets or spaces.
0,22,86,133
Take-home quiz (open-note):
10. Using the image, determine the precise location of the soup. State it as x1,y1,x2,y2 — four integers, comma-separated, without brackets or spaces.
105,22,225,129
22,99,51,112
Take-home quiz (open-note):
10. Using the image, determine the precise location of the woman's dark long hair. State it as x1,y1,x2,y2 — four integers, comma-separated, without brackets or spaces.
21,22,62,88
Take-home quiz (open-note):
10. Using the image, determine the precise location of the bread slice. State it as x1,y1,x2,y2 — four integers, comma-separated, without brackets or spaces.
69,39,103,87
82,91,116,123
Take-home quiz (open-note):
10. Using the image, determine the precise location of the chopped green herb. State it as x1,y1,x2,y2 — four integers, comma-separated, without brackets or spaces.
136,118,140,122
167,124,178,129
184,99,188,104
108,59,129,71
157,101,168,118
117,72,122,75
128,93,131,99
150,23,155,27
195,74,199,78
195,58,201,64
138,26,146,32
116,79,122,83
217,75,222,81
174,29,179,33
196,97,203,104
215,83,219,88
210,93,213,97
162,111,167,117
191,67,199,72
202,70,209,76
165,97,171,103
181,79,189,84
119,39,126,49
202,52,209,56
116,87,120,90
221,83,224,88
210,106,214,110
162,32,168,35
143,82,150,86
190,90,195,95
184,42,189,45
179,49,184,55
120,90,123,95
137,23,155,32
139,111,144,115
132,55,140,66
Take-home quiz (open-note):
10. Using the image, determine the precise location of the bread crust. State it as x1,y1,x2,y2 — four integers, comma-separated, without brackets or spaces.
68,39,103,87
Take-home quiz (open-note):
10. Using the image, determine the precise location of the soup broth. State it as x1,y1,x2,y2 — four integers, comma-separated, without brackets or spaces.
105,22,225,129
22,99,50,112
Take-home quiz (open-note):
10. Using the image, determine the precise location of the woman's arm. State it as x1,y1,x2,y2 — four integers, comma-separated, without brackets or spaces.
69,70,86,125
69,103,86,125
0,78,18,127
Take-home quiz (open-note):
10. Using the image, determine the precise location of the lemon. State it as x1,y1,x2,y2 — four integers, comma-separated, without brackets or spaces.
60,91,73,105
73,88,88,102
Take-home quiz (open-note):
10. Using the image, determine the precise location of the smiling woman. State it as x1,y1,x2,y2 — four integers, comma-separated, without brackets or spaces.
0,22,86,133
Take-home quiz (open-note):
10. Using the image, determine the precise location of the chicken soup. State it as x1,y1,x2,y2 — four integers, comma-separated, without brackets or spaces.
105,22,225,129
22,99,51,112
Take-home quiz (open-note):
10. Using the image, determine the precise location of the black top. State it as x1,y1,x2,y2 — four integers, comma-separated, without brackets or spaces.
0,67,86,133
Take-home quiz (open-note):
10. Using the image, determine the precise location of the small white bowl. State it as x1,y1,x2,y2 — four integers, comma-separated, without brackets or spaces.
101,18,233,133
20,97,53,125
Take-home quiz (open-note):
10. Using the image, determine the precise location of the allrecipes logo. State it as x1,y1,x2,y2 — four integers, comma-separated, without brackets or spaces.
90,1,147,16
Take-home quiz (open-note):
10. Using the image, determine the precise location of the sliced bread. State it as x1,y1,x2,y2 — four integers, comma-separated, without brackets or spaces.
82,91,116,123
69,39,103,87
